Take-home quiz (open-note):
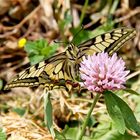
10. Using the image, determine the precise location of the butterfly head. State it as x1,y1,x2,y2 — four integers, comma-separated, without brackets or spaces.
67,43,79,60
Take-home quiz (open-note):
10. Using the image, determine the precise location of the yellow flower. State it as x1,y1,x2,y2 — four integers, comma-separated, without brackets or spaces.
18,38,27,48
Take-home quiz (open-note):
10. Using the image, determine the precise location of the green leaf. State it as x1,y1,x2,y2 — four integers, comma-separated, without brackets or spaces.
54,129,66,140
25,39,47,55
92,118,137,140
104,91,126,134
62,126,81,140
93,129,136,140
124,88,140,96
37,39,48,50
0,79,3,90
25,39,58,65
44,91,55,138
41,43,59,57
41,47,51,56
29,55,44,65
25,41,39,54
104,90,140,135
12,107,26,116
110,91,140,135
0,128,6,140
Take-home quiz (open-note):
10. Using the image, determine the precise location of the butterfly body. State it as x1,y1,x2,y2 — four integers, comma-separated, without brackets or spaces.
4,27,136,91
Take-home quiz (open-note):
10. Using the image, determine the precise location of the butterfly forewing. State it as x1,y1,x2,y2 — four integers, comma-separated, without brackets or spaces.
78,28,136,56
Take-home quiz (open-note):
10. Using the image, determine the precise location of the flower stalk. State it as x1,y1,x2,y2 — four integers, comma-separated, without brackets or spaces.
77,93,101,140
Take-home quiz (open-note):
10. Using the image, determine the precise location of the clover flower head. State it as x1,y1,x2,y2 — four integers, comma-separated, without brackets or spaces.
80,52,130,93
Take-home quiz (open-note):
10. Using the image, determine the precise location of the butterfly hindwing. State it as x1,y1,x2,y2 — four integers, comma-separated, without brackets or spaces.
5,62,45,89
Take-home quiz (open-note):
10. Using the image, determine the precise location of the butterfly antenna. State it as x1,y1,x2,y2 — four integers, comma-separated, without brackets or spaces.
54,25,84,45
54,40,68,44
71,25,84,43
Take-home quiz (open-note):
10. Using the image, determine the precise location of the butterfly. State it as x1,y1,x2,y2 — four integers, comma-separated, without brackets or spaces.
4,27,136,91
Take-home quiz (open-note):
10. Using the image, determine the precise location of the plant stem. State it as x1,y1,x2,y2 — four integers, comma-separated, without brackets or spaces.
77,93,101,140
79,0,89,26
110,0,119,15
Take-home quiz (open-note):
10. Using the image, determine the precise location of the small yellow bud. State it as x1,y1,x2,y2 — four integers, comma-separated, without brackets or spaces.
18,38,27,48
